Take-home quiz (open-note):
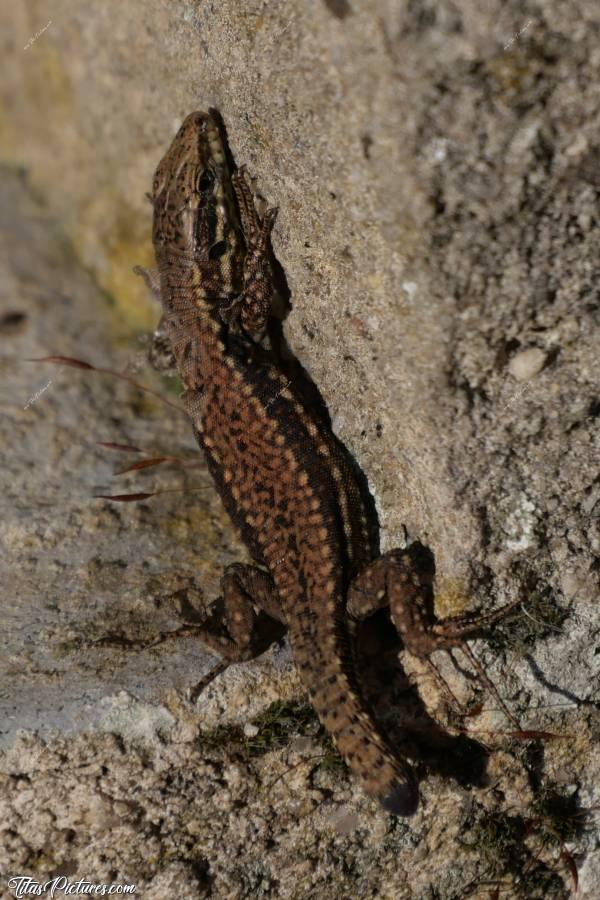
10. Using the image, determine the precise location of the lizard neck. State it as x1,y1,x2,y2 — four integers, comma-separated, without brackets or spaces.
157,253,231,389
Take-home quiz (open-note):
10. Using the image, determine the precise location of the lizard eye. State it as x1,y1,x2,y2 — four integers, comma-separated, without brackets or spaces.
197,169,215,193
209,240,228,260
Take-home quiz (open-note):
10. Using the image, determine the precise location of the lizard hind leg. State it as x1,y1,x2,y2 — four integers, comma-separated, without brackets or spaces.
387,556,522,728
349,548,522,727
348,548,442,657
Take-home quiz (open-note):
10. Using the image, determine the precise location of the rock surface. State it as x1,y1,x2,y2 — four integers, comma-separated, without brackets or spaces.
1,1,598,897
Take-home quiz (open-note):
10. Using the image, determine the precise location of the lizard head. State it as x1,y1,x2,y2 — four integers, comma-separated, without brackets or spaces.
151,109,245,297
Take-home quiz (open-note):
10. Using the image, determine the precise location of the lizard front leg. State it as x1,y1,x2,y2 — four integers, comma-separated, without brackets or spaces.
227,167,278,341
133,265,178,375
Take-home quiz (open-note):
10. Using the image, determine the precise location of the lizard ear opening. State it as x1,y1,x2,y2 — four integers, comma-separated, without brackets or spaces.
197,169,215,193
209,239,228,260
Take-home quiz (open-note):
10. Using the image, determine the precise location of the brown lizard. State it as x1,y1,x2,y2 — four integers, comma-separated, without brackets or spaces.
140,109,520,815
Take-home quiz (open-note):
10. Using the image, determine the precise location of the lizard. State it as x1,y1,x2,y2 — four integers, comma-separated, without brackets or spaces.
139,108,521,815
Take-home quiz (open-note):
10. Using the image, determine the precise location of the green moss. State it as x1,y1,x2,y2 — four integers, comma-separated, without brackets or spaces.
200,722,246,754
248,701,319,752
199,700,346,777
530,786,583,845
201,701,318,756
159,373,183,396
461,809,568,899
484,587,569,656
313,745,348,779
54,639,83,658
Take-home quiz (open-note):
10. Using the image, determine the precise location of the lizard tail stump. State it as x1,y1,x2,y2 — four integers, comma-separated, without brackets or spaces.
382,782,419,816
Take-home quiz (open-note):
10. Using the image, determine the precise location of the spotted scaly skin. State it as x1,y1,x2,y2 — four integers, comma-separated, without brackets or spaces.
148,110,419,815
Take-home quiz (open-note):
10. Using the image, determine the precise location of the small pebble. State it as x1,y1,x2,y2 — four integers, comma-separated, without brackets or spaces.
327,806,360,835
508,347,547,381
